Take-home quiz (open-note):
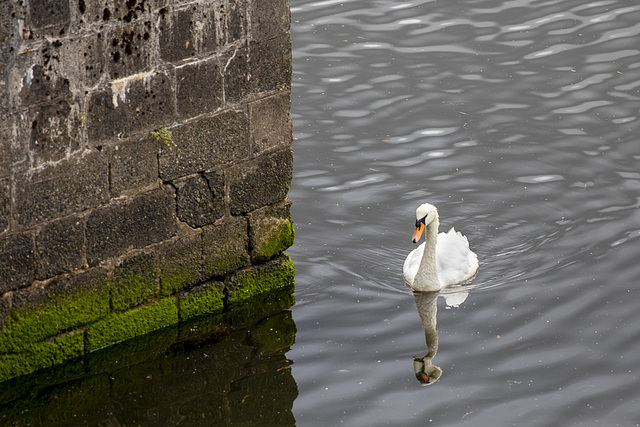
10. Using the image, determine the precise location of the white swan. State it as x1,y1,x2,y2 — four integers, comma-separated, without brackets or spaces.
403,203,479,292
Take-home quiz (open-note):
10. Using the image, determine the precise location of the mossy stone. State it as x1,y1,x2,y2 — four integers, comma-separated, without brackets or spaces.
0,330,84,383
110,253,158,312
178,281,224,321
86,297,178,352
226,254,295,307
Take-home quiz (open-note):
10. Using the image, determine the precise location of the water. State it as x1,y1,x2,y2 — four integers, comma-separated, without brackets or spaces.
3,0,640,425
287,0,640,425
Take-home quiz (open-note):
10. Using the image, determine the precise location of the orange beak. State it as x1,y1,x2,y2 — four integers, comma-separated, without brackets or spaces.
412,223,425,243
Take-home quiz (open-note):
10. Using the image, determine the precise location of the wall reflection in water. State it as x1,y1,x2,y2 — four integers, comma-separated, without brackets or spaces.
0,286,298,426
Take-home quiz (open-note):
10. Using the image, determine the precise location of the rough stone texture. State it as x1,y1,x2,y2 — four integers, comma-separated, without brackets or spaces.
248,199,294,262
159,110,250,180
86,186,177,265
176,57,223,119
35,216,85,279
249,91,292,154
176,174,225,228
226,255,295,307
15,153,109,227
109,136,159,196
0,233,35,294
228,148,293,215
202,216,249,278
0,0,294,381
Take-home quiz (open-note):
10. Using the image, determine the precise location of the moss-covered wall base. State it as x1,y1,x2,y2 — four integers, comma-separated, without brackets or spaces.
0,254,294,383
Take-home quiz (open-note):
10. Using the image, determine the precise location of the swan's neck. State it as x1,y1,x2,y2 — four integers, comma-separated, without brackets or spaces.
413,217,441,291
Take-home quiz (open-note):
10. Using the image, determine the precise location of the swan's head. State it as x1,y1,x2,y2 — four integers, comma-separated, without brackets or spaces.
412,203,438,243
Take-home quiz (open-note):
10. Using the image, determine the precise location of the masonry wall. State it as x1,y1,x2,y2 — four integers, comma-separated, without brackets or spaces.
0,0,294,381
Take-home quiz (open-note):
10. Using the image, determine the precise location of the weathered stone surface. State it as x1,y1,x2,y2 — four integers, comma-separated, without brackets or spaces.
176,173,225,228
228,148,293,215
249,0,290,41
223,46,250,103
35,216,85,279
176,57,223,119
87,71,175,143
0,233,34,294
248,199,294,262
18,64,72,107
249,91,292,154
202,216,249,278
159,110,249,180
86,186,177,265
156,232,203,297
158,4,217,63
1,267,110,353
29,0,70,35
110,252,158,312
109,137,159,196
225,0,247,45
86,297,178,351
14,152,109,226
226,254,295,307
249,35,292,93
0,179,8,233
28,100,81,165
178,280,224,320
105,20,154,79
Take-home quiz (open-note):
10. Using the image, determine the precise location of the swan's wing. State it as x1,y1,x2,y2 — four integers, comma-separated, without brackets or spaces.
403,242,425,285
436,227,479,285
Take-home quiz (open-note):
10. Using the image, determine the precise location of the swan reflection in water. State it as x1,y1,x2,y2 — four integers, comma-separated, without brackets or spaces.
412,288,469,386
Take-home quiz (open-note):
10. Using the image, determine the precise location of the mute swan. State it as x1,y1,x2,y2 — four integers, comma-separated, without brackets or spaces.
403,203,478,292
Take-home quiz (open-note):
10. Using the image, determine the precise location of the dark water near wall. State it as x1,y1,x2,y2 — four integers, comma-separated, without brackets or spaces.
3,0,640,425
287,0,640,425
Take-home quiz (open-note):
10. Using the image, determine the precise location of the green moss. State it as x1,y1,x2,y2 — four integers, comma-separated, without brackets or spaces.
255,219,295,262
110,253,158,312
178,281,224,321
157,235,202,297
0,331,84,383
0,285,109,354
150,127,173,146
86,297,178,352
226,254,295,307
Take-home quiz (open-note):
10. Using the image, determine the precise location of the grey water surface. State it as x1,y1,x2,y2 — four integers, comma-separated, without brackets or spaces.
287,0,640,425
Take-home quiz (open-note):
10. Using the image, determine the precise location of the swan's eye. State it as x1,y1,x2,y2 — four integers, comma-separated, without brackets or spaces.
415,216,426,227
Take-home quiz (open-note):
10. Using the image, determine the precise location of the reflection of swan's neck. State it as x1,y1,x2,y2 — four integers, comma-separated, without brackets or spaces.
414,217,440,291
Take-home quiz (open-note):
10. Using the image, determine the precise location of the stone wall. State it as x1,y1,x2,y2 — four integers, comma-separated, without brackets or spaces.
0,0,294,381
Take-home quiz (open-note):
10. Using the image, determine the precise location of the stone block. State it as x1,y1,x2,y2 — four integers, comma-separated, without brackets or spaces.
224,0,247,44
86,71,175,144
104,20,154,79
176,173,225,228
178,280,224,320
249,91,292,153
0,233,34,294
35,216,85,280
223,46,250,103
14,152,109,226
159,110,249,180
202,216,249,278
86,186,177,265
18,64,72,107
249,35,292,93
28,100,82,165
248,199,294,262
226,254,295,307
248,0,290,41
0,178,8,233
109,136,159,196
29,0,70,35
86,297,179,352
110,252,158,312
176,57,223,119
156,232,203,297
0,267,110,353
158,4,217,63
228,147,293,215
